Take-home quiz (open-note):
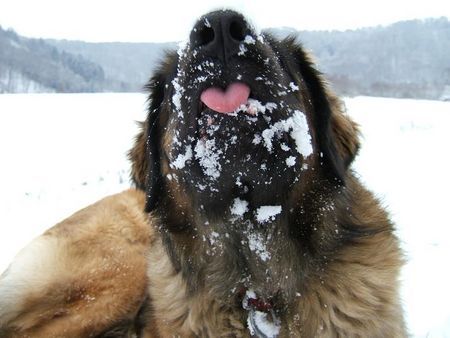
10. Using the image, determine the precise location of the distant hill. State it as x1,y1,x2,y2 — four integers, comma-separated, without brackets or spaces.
46,40,176,92
270,17,450,100
0,26,111,93
1,18,449,100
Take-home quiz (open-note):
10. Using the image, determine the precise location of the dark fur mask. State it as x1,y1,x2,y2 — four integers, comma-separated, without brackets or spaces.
129,9,362,306
130,13,359,213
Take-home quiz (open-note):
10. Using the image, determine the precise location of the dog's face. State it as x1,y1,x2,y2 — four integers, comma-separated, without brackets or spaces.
130,9,360,304
162,19,317,211
131,10,358,217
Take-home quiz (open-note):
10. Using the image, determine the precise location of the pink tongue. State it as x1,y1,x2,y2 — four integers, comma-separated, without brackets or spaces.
200,82,250,114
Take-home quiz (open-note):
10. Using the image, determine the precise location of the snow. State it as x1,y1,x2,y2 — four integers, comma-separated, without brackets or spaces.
289,82,299,92
347,96,450,338
246,231,271,261
244,35,256,45
236,98,277,116
289,110,313,157
0,94,449,337
172,42,189,118
194,138,222,179
256,206,282,223
171,78,184,118
230,198,249,217
260,110,313,157
170,145,192,169
0,69,55,93
209,231,219,245
238,44,248,56
248,310,281,338
243,290,281,338
0,93,145,275
286,156,296,167
262,128,276,152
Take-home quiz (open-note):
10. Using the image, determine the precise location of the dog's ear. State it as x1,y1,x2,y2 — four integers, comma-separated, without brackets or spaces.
129,121,148,192
326,92,360,171
279,37,360,182
129,67,168,212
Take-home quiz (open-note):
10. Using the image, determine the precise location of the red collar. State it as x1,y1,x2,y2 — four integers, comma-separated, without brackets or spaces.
240,288,274,312
246,296,273,312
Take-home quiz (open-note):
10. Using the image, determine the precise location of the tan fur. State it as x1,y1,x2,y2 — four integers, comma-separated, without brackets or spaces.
140,233,247,338
291,179,405,337
0,189,151,337
138,182,405,337
129,121,149,189
0,187,406,337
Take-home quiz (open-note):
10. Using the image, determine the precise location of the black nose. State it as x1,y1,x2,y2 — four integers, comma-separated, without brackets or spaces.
190,10,253,64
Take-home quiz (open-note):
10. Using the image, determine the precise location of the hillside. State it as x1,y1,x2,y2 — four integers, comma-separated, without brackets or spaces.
46,40,176,92
0,27,111,93
292,17,450,100
1,18,449,99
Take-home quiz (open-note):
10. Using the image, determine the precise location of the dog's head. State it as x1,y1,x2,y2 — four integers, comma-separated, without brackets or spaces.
130,10,359,218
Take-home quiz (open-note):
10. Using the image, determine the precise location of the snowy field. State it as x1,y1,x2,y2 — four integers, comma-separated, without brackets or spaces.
0,93,449,337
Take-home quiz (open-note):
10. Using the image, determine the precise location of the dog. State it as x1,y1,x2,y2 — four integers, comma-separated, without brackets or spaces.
0,10,406,337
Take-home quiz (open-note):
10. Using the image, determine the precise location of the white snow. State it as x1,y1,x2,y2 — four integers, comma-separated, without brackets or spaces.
262,128,276,152
253,134,262,145
260,110,313,157
256,206,282,223
230,198,249,217
247,231,271,261
289,82,299,92
248,310,281,338
347,96,450,338
243,290,281,338
238,44,248,56
280,143,290,151
244,35,256,45
172,42,189,118
170,145,193,169
286,156,296,167
236,98,277,116
0,69,55,93
242,289,257,310
0,93,145,275
289,110,313,157
0,94,449,337
209,231,219,245
194,138,222,179
171,77,184,118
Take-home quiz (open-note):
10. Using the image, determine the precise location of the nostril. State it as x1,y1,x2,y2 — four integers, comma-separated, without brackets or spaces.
229,20,247,42
196,25,215,47
190,11,252,62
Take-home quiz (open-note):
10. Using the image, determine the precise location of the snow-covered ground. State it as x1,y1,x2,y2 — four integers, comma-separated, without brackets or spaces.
0,93,147,269
0,93,449,337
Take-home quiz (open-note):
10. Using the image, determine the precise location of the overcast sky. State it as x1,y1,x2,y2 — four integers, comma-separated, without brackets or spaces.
1,0,449,42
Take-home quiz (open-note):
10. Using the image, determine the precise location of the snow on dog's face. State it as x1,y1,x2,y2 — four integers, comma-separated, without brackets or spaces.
129,9,361,312
161,11,317,212
130,9,358,220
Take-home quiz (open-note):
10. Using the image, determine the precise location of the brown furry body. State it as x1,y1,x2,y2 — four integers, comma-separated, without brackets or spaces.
0,10,406,338
0,190,150,337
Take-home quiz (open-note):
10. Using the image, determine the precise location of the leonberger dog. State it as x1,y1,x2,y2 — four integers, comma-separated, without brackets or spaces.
0,10,406,338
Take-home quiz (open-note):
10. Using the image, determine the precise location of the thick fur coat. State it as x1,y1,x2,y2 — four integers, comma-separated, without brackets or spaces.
0,10,406,338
